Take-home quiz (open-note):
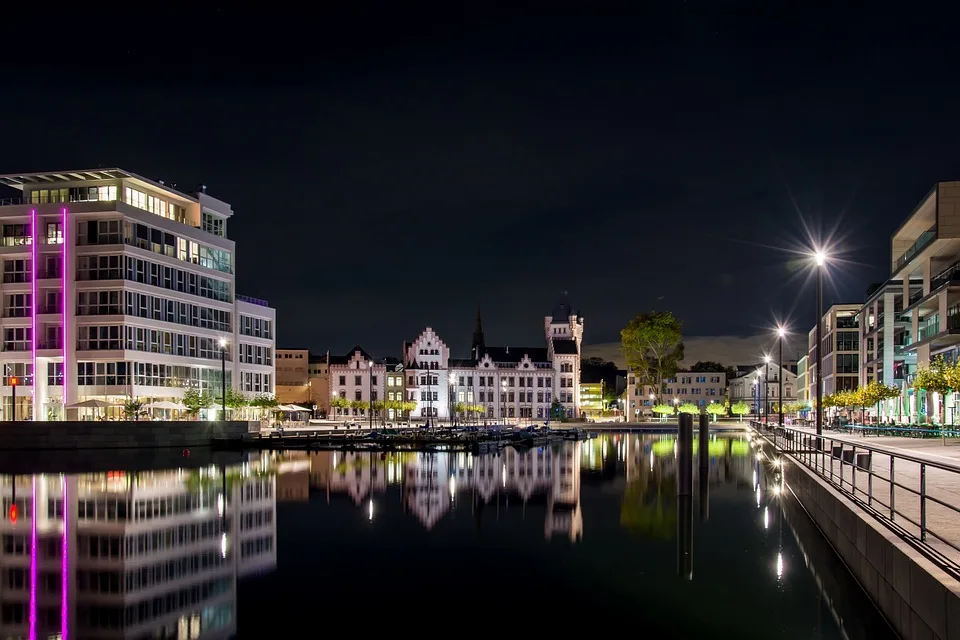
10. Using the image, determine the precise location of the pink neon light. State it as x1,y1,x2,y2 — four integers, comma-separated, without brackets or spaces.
30,209,36,411
61,475,68,640
28,475,37,640
62,207,68,400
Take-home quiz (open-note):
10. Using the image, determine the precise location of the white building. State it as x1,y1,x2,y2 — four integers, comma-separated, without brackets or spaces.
728,362,798,416
402,301,584,422
0,168,275,420
624,371,727,421
328,346,386,419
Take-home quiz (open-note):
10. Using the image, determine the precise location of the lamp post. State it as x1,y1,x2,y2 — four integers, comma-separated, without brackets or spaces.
814,250,827,438
449,376,456,428
368,360,374,432
501,379,507,425
648,392,655,422
777,326,786,427
763,355,771,424
219,337,227,421
753,376,759,422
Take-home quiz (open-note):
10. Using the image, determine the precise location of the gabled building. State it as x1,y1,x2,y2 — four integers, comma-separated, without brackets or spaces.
402,299,584,423
329,346,385,419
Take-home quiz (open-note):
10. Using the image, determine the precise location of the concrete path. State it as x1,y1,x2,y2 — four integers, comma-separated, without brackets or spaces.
774,426,960,565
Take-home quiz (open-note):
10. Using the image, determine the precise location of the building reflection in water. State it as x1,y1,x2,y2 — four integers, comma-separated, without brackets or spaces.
295,441,583,542
0,460,277,639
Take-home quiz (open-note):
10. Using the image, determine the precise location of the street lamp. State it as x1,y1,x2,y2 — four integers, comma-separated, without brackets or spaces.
501,378,508,425
219,337,227,421
449,376,456,428
753,376,760,422
813,249,828,438
368,361,374,432
763,355,771,423
776,326,786,427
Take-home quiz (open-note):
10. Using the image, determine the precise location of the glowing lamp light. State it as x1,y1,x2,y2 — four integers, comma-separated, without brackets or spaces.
777,326,786,338
814,250,827,266
10,377,17,387
218,337,227,348
8,503,16,524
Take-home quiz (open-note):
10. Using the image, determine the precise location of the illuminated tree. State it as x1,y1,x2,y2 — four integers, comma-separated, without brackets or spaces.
621,311,684,404
677,402,700,415
730,401,750,422
705,402,726,421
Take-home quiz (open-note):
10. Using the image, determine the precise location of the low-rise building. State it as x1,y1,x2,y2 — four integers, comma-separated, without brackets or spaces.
624,371,726,422
275,347,310,403
728,362,798,417
329,346,386,421
579,382,604,418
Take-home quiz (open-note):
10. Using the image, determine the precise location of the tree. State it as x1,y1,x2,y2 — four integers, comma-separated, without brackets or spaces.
400,401,418,418
730,401,750,422
690,361,726,373
915,356,954,423
123,398,146,421
706,402,726,421
621,311,684,404
216,388,248,414
550,399,566,421
652,404,674,422
182,388,213,418
678,402,700,415
250,394,279,409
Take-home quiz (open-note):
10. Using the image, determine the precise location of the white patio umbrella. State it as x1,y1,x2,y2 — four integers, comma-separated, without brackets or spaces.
144,400,186,411
66,399,115,409
277,404,305,412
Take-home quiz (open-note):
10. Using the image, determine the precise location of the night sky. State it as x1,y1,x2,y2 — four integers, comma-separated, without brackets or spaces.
1,5,958,360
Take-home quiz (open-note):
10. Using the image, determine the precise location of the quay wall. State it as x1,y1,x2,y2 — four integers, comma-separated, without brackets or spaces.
0,420,256,451
775,442,960,640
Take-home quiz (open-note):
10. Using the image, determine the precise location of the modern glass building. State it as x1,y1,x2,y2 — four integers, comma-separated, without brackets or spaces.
0,169,275,420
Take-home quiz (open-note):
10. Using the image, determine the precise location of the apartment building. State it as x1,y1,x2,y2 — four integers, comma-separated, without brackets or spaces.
807,303,860,398
0,169,275,420
858,281,916,393
624,371,726,421
797,355,808,407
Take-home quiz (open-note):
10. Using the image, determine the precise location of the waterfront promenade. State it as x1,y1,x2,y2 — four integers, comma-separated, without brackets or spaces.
771,425,960,567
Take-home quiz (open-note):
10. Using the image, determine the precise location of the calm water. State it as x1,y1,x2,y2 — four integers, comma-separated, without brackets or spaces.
0,433,894,639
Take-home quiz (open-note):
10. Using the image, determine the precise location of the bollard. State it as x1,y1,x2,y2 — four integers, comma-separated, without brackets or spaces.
678,413,694,497
698,414,709,469
678,494,693,580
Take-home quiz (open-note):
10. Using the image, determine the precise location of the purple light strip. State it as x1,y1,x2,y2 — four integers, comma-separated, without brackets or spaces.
28,475,37,640
30,209,37,406
61,475,68,640
62,207,68,399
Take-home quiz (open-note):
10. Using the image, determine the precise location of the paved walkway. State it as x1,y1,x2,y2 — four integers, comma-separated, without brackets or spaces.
773,425,960,565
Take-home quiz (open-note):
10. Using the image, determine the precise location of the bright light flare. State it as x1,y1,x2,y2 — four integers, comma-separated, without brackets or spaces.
814,250,827,266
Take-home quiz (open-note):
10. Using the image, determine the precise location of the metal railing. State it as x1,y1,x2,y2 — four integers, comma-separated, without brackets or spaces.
754,421,960,572
893,225,937,273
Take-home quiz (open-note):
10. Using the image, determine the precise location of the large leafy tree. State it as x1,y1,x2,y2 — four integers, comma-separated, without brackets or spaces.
621,311,684,404
689,361,725,373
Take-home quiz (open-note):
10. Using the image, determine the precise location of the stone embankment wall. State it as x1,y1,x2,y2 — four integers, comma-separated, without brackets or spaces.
781,451,960,640
0,420,256,450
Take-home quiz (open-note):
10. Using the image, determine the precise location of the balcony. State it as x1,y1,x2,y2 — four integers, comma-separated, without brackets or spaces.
931,262,960,291
893,225,937,273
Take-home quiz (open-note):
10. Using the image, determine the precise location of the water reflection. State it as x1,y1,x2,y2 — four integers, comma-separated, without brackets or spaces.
0,434,895,639
0,461,277,639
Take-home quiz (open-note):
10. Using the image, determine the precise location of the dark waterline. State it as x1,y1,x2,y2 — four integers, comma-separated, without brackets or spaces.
0,433,894,639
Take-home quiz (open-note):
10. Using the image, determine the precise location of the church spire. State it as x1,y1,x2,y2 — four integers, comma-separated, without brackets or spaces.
471,305,486,359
